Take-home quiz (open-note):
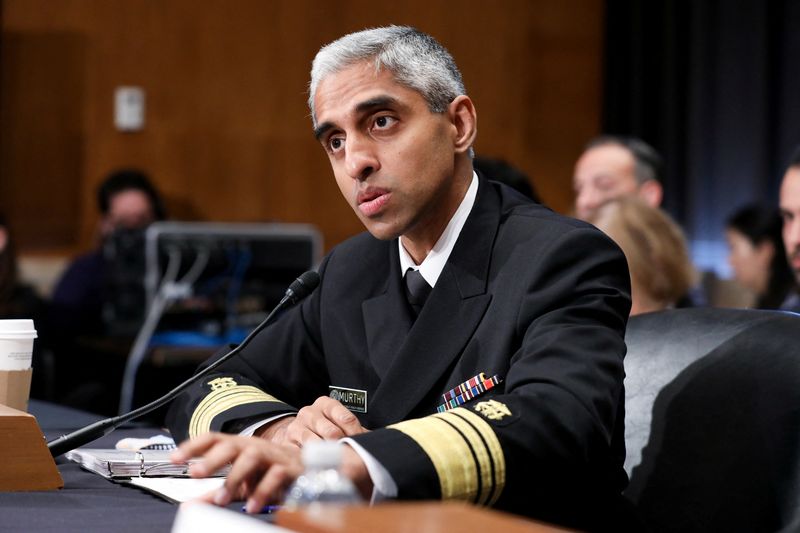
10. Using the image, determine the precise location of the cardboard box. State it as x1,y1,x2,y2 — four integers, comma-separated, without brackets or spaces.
0,368,32,412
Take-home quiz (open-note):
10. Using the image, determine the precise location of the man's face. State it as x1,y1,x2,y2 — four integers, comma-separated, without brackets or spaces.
313,61,462,243
102,189,156,236
573,144,641,221
779,166,800,283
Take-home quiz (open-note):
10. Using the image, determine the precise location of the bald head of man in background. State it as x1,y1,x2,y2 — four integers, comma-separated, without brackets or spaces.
573,136,664,221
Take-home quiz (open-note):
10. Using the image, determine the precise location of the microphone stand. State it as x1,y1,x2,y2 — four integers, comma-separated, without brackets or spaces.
47,271,320,458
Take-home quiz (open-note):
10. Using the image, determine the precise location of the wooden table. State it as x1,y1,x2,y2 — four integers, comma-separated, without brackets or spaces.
276,501,573,533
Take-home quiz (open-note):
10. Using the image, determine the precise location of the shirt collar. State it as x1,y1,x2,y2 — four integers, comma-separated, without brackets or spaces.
398,172,479,287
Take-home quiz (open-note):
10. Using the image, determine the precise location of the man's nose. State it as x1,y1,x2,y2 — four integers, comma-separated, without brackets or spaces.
345,136,379,181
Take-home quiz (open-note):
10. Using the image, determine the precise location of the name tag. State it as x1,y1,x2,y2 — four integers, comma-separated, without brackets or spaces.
328,386,367,413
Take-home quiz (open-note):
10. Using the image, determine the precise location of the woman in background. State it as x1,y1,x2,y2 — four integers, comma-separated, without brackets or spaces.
725,204,796,309
589,198,696,316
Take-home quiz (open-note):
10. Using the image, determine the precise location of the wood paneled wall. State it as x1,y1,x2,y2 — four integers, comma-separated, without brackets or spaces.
1,0,602,254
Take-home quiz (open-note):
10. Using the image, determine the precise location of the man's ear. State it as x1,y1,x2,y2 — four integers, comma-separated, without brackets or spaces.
638,180,663,208
448,95,477,154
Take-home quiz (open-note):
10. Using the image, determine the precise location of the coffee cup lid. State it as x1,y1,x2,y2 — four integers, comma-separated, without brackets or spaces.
0,319,38,339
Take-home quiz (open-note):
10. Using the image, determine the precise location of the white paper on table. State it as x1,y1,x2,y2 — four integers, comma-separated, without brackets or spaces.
171,502,294,533
127,477,225,503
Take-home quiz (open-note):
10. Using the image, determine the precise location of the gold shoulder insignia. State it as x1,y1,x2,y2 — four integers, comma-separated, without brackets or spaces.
208,377,237,390
474,399,511,421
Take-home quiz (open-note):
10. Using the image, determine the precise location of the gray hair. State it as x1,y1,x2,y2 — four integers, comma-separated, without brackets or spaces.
308,26,466,128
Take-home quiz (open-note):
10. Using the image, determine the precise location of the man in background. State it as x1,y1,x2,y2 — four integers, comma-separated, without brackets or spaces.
778,146,800,312
573,135,663,221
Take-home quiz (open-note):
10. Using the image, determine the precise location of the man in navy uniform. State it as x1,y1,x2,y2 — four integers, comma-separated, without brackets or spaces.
170,26,635,530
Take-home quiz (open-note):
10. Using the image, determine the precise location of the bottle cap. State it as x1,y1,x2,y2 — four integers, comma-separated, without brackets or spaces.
301,440,343,469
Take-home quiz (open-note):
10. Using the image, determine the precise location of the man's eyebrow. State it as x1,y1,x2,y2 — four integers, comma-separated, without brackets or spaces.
314,122,334,141
355,95,399,114
314,96,401,140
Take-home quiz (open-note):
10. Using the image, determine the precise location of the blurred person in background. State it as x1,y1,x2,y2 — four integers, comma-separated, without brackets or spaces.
589,197,695,316
573,135,663,221
48,169,166,411
779,145,800,312
725,204,795,309
472,156,541,204
50,168,166,338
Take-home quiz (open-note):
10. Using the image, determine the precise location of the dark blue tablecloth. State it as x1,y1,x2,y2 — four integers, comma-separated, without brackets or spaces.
0,401,181,533
6,400,286,532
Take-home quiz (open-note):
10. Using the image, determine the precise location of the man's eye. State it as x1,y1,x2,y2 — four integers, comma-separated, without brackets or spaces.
373,116,395,129
328,137,344,152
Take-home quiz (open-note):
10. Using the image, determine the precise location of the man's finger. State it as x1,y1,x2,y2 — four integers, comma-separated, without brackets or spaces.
221,445,269,505
316,396,366,435
244,464,293,513
171,432,220,463
284,425,323,447
188,436,242,478
310,416,347,440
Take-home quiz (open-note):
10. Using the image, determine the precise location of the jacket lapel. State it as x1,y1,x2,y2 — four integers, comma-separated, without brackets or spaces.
368,178,500,426
362,244,413,378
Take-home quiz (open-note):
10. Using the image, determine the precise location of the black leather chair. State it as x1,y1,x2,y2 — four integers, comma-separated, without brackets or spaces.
623,308,800,533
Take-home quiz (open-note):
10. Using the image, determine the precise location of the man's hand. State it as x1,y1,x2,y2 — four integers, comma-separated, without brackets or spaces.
171,432,374,511
172,432,303,513
258,396,369,447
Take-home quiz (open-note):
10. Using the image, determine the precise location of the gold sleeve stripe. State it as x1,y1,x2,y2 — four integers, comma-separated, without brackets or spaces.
388,407,505,505
189,385,280,438
389,415,478,502
435,416,487,503
451,408,506,506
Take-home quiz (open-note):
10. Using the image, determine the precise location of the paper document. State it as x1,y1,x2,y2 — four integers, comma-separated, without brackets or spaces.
171,502,294,533
128,477,225,503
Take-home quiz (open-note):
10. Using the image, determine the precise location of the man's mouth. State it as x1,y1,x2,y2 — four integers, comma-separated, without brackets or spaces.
357,188,391,217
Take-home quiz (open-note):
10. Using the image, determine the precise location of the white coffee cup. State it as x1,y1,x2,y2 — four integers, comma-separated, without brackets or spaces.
0,319,38,371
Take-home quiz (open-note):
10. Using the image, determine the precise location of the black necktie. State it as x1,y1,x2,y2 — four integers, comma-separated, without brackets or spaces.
404,268,432,318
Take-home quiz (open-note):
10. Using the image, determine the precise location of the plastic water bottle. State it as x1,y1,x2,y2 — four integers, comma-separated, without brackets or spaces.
284,440,362,508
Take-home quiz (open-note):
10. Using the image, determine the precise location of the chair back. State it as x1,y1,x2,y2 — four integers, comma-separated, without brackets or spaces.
624,308,800,532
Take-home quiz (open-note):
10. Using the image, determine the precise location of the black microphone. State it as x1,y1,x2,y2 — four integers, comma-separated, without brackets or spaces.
47,270,321,458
